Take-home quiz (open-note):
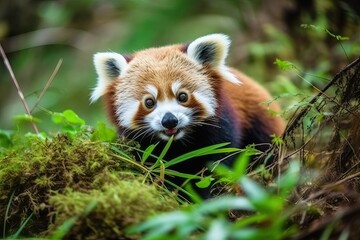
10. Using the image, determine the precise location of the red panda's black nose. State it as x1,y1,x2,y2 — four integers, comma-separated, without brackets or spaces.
162,112,178,129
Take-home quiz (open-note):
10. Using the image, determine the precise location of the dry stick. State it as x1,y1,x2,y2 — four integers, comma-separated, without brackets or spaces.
0,44,39,134
282,57,360,140
31,59,63,113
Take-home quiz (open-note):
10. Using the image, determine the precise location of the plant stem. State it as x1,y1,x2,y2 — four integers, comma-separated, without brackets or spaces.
0,44,39,134
31,58,63,113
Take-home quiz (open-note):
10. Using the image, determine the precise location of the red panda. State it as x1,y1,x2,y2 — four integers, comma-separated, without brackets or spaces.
91,34,285,198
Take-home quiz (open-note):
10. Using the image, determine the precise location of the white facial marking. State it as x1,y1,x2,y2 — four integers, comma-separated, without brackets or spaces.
193,91,216,117
219,66,241,85
146,84,158,98
171,81,182,95
144,99,192,140
115,98,140,128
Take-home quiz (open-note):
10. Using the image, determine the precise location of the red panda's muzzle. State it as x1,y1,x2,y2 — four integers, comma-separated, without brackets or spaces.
161,112,182,137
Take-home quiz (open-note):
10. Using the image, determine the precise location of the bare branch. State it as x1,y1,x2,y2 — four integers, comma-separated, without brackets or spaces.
0,44,39,133
31,59,63,113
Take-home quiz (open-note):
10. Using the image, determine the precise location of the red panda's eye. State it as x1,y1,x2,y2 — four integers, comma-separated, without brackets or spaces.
145,98,155,109
177,92,188,103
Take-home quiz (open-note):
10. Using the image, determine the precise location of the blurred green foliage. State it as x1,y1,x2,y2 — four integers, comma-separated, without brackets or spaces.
0,0,359,133
129,159,301,240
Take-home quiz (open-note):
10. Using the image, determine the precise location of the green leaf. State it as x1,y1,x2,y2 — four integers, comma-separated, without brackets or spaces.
3,191,15,238
213,164,235,184
0,130,13,149
195,176,212,188
50,216,78,240
158,169,201,179
51,112,64,124
11,212,33,239
232,153,250,179
52,110,85,126
13,114,41,123
271,134,284,145
274,58,297,70
205,219,229,240
110,145,133,159
83,200,97,215
158,135,173,161
239,177,268,201
141,143,158,164
24,132,47,141
92,122,117,142
184,183,203,204
278,161,300,196
63,109,85,125
197,196,254,214
151,136,173,169
127,211,190,235
164,143,231,168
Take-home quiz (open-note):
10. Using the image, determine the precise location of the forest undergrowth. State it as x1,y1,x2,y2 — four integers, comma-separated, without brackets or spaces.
1,30,360,239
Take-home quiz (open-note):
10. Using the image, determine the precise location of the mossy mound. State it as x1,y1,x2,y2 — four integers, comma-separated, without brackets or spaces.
0,132,178,239
49,179,176,239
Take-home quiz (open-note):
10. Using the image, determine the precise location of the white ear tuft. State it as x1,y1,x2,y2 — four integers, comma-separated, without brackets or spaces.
187,33,230,67
90,52,128,102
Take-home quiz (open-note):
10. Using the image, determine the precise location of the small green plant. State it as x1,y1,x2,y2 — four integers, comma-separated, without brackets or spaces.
137,135,243,201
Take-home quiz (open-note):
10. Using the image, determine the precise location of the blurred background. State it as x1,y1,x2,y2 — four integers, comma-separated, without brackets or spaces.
0,0,359,132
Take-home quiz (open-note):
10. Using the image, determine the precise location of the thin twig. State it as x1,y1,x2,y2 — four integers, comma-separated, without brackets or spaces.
283,57,360,139
0,44,39,133
31,59,63,113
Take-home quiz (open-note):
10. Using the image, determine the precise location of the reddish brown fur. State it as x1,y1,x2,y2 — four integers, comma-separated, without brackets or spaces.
104,84,118,126
223,69,285,136
128,45,208,101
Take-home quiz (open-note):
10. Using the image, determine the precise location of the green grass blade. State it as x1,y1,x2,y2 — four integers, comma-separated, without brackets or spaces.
3,191,15,238
151,136,173,169
11,212,33,239
162,178,193,202
154,169,202,179
164,143,231,168
233,153,250,179
110,145,133,159
141,143,157,164
50,216,78,240
158,135,173,161
202,147,240,155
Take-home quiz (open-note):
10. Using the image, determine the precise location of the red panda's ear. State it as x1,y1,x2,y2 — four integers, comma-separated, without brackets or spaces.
187,34,230,67
187,34,240,84
91,52,128,102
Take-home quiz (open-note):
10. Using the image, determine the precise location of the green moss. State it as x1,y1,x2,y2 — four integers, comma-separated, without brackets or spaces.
49,177,178,239
0,131,178,238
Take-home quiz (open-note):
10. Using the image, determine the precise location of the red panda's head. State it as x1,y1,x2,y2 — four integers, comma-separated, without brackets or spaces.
91,34,240,141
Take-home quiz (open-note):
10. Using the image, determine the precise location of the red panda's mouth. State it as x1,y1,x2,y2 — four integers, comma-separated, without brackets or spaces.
163,128,179,136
